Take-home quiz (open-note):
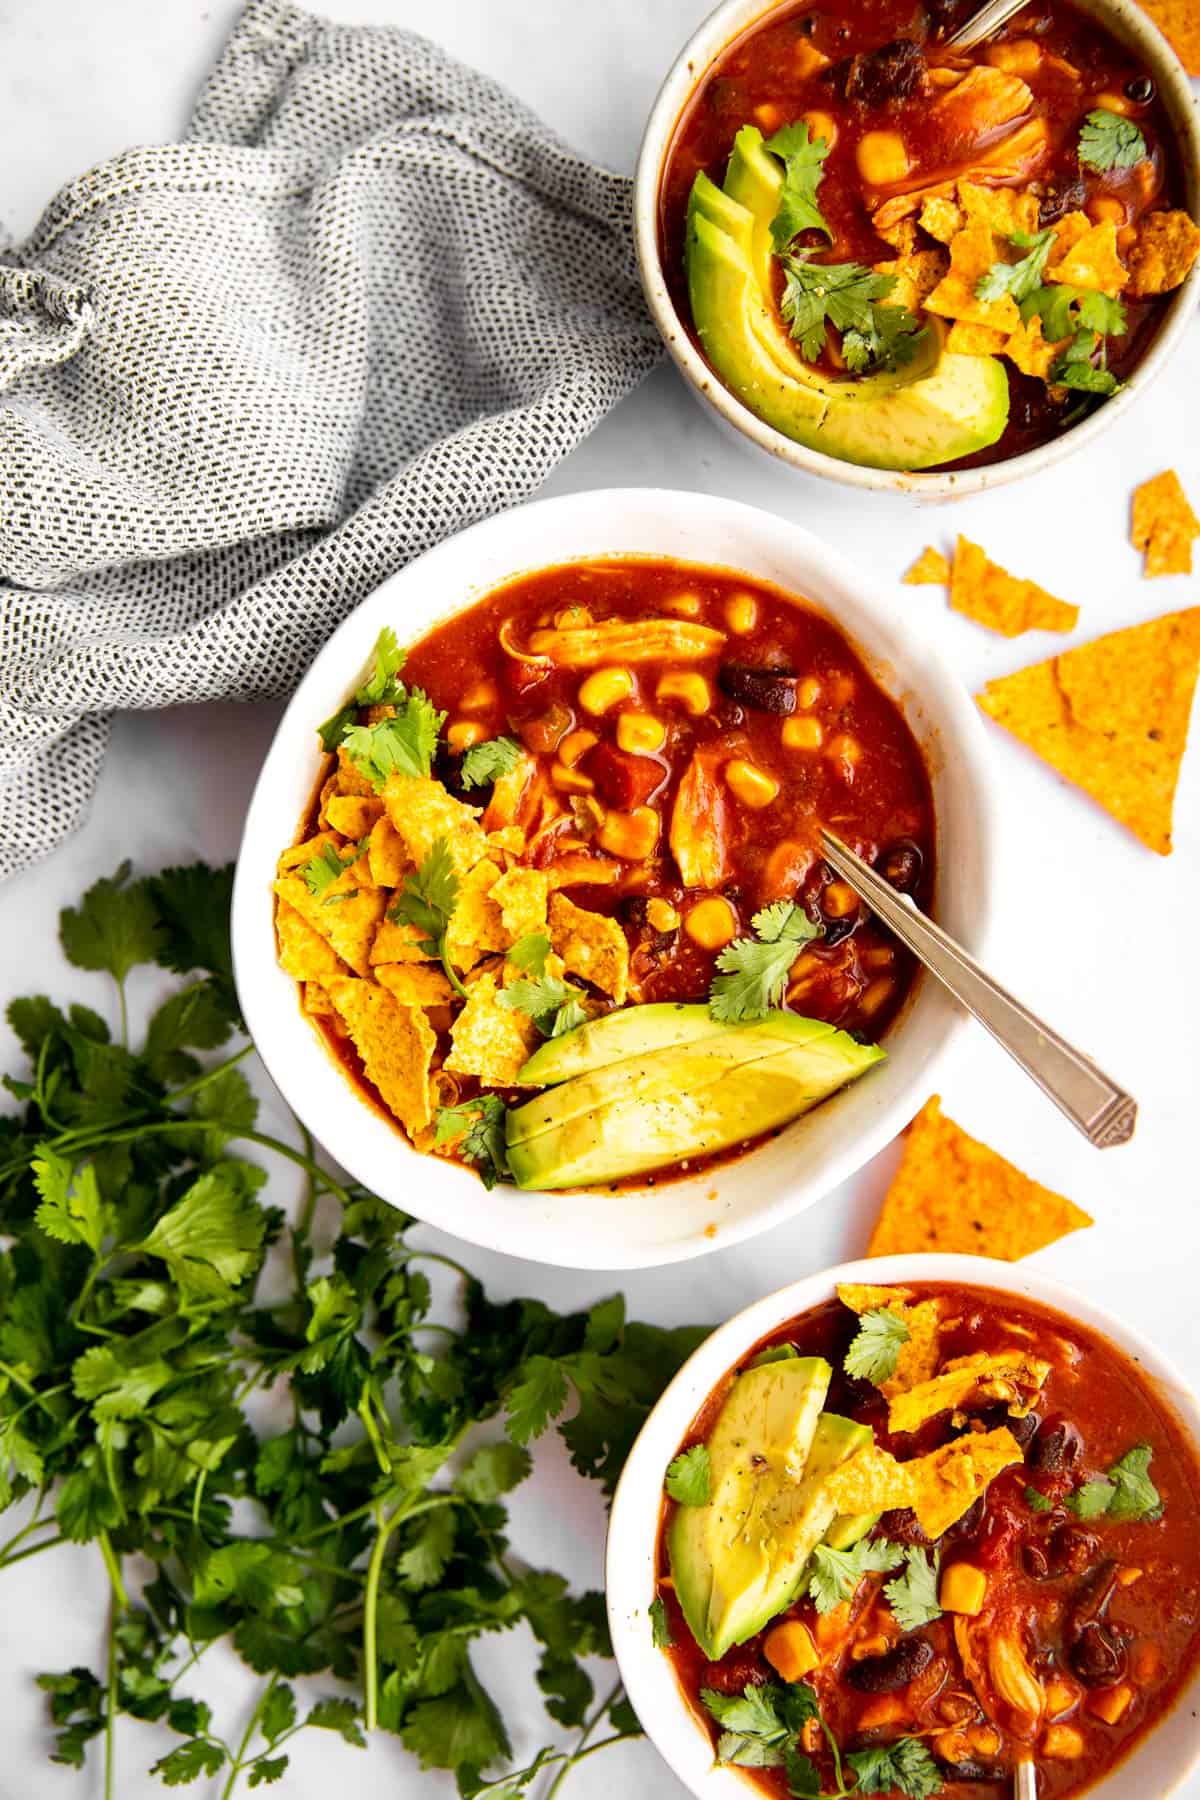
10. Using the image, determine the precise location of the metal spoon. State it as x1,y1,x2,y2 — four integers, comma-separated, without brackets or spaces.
1015,1754,1038,1800
946,0,1035,51
818,828,1137,1148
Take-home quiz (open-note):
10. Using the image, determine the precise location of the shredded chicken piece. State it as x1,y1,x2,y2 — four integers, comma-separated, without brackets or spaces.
932,64,1033,138
669,749,733,889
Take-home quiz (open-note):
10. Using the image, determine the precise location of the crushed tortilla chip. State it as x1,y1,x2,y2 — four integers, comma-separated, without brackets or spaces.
919,193,966,243
326,976,436,1135
946,320,1008,357
977,608,1200,854
1044,209,1092,269
367,816,410,888
549,892,630,1002
950,536,1079,638
837,1282,914,1313
382,774,488,876
277,831,338,876
375,962,455,1007
334,746,378,799
903,546,951,586
1047,219,1126,294
1000,314,1067,380
925,222,1022,334
444,859,508,972
887,1350,1051,1436
275,898,347,986
1123,208,1200,298
1132,470,1200,577
958,180,1039,239
826,1428,1023,1539
874,212,920,254
324,795,383,839
836,1283,943,1397
487,825,527,859
874,247,947,313
868,1096,1094,1258
272,872,386,978
303,981,335,1016
370,915,435,964
491,866,550,941
444,971,538,1086
546,853,621,890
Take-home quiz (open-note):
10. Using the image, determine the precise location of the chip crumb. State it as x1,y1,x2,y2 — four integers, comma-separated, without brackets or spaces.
1137,0,1200,72
868,1096,1093,1258
272,871,386,978
903,546,951,587
1123,208,1200,298
275,898,347,986
1132,470,1200,578
549,892,630,1003
1046,219,1126,295
324,795,384,839
375,962,455,1007
367,816,410,887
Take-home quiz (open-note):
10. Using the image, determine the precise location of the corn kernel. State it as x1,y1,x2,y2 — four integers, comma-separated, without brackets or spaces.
617,711,667,754
1094,89,1133,115
1042,1724,1085,1760
803,110,838,150
856,129,910,186
822,881,858,918
645,898,680,933
797,675,822,709
664,591,702,618
1131,1640,1161,1685
460,678,499,713
1045,1679,1079,1719
1087,1684,1133,1725
446,719,486,751
725,758,779,809
551,763,595,793
763,1621,819,1683
794,39,829,78
753,101,784,132
862,945,894,970
579,667,635,715
857,976,895,1019
554,604,593,628
985,38,1042,74
725,593,758,634
657,671,711,715
685,896,739,950
851,1634,891,1661
782,715,823,753
1116,1565,1143,1587
1089,195,1127,225
597,805,660,861
939,1563,987,1616
558,728,598,767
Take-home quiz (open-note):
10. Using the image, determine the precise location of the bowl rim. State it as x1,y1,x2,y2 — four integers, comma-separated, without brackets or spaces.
230,485,998,1269
633,0,1200,497
605,1251,1200,1799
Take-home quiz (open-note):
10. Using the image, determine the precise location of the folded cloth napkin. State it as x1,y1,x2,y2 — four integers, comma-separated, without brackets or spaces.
0,0,661,879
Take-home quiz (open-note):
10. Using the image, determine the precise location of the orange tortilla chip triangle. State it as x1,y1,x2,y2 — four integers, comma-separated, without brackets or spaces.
951,536,1079,638
868,1096,1092,1259
1138,0,1200,73
977,608,1200,854
903,546,951,586
1132,470,1200,578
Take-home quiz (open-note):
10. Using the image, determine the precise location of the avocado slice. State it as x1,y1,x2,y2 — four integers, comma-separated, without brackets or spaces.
505,1012,882,1190
684,130,1009,470
824,1509,881,1551
669,1357,831,1660
518,1002,730,1087
670,1399,873,1660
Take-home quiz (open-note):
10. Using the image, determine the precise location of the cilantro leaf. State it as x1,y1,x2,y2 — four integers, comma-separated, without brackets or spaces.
709,901,820,1022
1106,1441,1162,1521
847,1735,943,1796
779,256,923,371
843,1307,910,1384
32,1149,106,1253
649,1595,673,1648
498,975,587,1039
884,1547,942,1631
976,226,1055,303
460,736,524,790
306,1698,366,1747
142,980,235,1081
1079,108,1147,172
456,1442,533,1502
401,1682,511,1772
842,302,926,374
702,1682,788,1761
505,1356,570,1444
764,121,833,247
60,861,163,986
785,1749,823,1797
435,1096,510,1190
1065,1478,1117,1520
138,1162,268,1298
342,690,445,788
1025,1485,1054,1513
147,862,238,1015
1020,282,1126,340
389,838,464,995
1048,329,1121,395
506,934,551,976
665,1444,711,1506
318,627,407,749
151,1739,227,1786
804,1537,905,1614
302,841,357,900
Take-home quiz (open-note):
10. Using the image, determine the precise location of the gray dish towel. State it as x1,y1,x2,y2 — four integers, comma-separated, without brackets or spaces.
0,0,662,879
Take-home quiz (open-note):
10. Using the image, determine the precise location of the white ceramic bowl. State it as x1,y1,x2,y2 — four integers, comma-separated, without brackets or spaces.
231,487,996,1269
634,0,1200,498
607,1253,1200,1798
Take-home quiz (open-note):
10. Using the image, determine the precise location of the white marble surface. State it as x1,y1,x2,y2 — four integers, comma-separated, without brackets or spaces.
1,2,1198,1797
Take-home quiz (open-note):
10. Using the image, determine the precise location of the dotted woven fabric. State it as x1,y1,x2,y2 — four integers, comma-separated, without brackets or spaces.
0,0,662,879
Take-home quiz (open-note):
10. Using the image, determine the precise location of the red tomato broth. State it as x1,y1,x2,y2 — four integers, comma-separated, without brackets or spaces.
656,1282,1200,1797
658,0,1189,469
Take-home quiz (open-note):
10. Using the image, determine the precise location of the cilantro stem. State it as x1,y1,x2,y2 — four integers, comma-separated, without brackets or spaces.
542,1679,627,1800
357,1392,392,1479
98,1531,126,1800
439,939,469,1002
162,1042,254,1104
219,1673,279,1800
362,1503,404,1731
0,1529,63,1569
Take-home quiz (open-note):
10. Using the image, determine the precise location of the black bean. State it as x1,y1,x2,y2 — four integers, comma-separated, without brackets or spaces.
1029,1417,1083,1474
1070,1622,1128,1687
1038,180,1089,227
1006,1411,1042,1452
1125,75,1154,102
1049,1523,1098,1576
936,1760,1005,1783
433,744,472,800
946,1496,986,1543
875,840,923,895
821,915,857,947
796,11,817,33
1023,1543,1052,1580
876,1507,931,1547
717,663,798,714
832,38,926,106
845,1637,934,1693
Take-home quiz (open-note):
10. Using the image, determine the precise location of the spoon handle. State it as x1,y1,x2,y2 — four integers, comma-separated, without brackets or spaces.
1015,1755,1039,1800
945,0,1035,50
818,830,1137,1148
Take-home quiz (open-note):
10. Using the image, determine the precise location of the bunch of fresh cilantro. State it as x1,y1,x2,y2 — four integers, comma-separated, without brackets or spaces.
0,862,708,1798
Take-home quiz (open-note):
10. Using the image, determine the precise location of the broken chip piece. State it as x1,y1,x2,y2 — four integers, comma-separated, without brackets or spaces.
1132,469,1200,578
950,535,1079,638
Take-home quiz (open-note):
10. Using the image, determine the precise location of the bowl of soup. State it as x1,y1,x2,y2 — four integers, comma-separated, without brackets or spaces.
634,0,1200,492
607,1255,1200,1796
231,486,996,1267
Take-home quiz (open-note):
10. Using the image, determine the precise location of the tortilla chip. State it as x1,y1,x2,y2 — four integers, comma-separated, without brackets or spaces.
826,1428,1024,1539
444,971,538,1086
950,535,1079,638
868,1096,1094,1258
1138,0,1200,72
324,795,384,839
958,180,1039,239
303,981,335,1016
978,608,1200,853
1132,470,1200,578
326,976,436,1135
375,962,455,1007
874,248,947,313
919,193,966,243
334,747,378,798
272,872,386,978
887,1350,1051,1435
836,1283,943,1397
925,222,1022,333
445,858,508,973
1124,208,1200,298
1047,219,1126,294
875,213,920,254
275,897,347,987
945,320,1008,357
367,816,410,888
546,853,621,890
382,774,488,876
491,867,551,941
1000,314,1067,380
487,825,528,859
549,893,630,1003
837,1282,915,1313
1044,210,1092,269
903,546,951,586
277,831,338,876
370,915,435,964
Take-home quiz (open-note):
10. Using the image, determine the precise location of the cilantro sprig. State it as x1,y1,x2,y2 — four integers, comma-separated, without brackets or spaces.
764,121,833,248
434,1095,510,1189
341,690,445,788
843,1308,909,1385
0,863,711,1798
1065,1442,1162,1522
664,1444,711,1506
1078,108,1148,172
709,901,821,1022
780,256,926,372
803,1536,905,1615
499,976,589,1040
884,1548,942,1632
317,626,407,751
459,735,524,790
387,837,466,999
976,226,1055,304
